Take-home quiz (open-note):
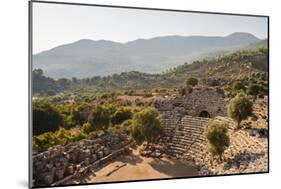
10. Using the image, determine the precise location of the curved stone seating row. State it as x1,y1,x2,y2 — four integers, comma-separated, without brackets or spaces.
159,111,268,175
166,115,209,156
188,119,268,175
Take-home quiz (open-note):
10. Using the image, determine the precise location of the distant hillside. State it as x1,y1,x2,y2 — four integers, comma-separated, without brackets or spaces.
33,32,260,79
243,39,268,51
33,48,268,95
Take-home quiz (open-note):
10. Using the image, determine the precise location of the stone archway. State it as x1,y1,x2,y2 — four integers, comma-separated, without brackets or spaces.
199,110,211,118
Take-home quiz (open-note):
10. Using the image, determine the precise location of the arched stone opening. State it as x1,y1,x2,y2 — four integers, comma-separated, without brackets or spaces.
199,110,211,118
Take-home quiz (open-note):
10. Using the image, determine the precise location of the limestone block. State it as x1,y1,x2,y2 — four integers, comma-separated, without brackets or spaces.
55,169,65,180
66,164,74,175
97,151,104,159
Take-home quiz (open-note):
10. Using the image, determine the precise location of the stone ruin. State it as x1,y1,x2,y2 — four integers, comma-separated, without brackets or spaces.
32,133,132,187
154,86,228,118
146,86,268,175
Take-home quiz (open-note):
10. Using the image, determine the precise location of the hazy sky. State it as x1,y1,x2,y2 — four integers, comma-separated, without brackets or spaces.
33,2,268,54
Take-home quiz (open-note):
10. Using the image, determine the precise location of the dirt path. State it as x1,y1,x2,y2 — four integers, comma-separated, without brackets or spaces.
82,148,198,183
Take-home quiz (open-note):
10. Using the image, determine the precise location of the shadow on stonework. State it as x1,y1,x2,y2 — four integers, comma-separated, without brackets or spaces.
223,151,265,169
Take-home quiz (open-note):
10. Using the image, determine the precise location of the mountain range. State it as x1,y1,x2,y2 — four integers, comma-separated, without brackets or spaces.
33,32,262,79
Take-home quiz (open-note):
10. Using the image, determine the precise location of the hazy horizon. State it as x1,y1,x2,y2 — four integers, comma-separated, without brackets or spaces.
33,2,268,54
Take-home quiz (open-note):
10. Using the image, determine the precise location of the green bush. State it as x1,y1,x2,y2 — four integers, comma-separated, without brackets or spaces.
70,131,87,142
111,107,132,125
33,132,56,151
33,101,63,135
228,93,253,129
248,83,264,96
185,76,198,87
64,114,74,129
72,103,92,125
54,128,70,145
121,119,133,134
88,106,110,132
81,122,92,134
232,81,246,91
205,120,230,160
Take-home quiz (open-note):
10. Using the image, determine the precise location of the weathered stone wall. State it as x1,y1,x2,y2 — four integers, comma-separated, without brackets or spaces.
32,133,131,187
154,87,227,118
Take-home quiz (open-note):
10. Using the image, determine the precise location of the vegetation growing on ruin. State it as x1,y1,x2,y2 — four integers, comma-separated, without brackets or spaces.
185,76,198,87
228,93,253,129
131,108,163,146
205,120,230,160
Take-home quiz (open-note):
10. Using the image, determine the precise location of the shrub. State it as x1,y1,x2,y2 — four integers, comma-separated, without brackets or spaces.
33,132,55,151
111,107,132,125
64,115,74,129
248,83,262,96
71,131,87,142
72,103,92,125
54,128,70,145
81,122,92,134
205,120,230,160
33,101,63,135
88,106,110,132
121,119,133,134
185,77,198,87
228,93,253,129
232,81,246,91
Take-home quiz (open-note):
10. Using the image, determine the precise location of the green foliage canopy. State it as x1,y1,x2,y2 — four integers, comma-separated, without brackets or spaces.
185,76,198,87
111,107,132,125
228,93,253,129
88,106,110,132
205,120,230,160
131,108,163,145
33,101,63,135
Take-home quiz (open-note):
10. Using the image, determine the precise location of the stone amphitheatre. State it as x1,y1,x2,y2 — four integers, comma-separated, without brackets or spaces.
32,86,268,187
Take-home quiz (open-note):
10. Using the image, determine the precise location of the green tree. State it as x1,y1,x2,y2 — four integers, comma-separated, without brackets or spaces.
111,107,132,125
131,108,163,146
81,122,92,134
33,101,63,135
205,120,230,160
228,93,253,129
248,83,263,96
232,81,246,91
54,128,70,145
88,106,110,132
185,76,198,87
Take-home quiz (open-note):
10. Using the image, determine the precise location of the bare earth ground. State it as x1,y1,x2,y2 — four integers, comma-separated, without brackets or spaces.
81,148,198,183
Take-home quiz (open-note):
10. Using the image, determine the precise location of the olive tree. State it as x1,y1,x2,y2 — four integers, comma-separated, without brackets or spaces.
131,108,163,146
205,120,230,161
228,93,253,129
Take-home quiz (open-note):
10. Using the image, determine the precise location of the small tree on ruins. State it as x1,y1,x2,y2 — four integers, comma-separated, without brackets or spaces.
204,120,230,161
185,76,198,87
228,93,253,129
131,108,163,146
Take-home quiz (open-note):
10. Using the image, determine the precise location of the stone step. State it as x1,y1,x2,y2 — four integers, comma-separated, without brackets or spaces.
170,140,193,147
